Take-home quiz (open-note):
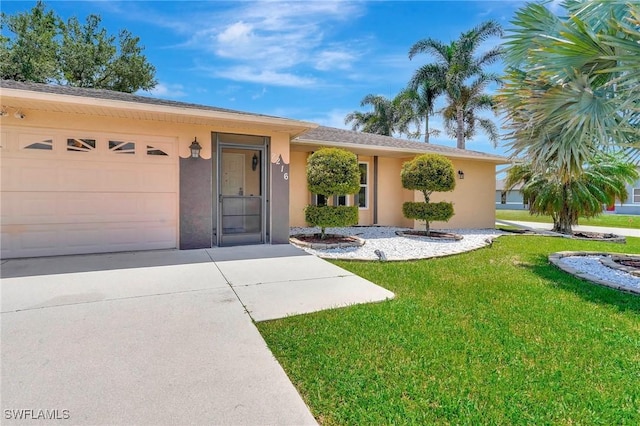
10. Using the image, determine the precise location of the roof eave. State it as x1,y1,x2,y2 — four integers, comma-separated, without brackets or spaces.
292,138,509,164
0,87,318,132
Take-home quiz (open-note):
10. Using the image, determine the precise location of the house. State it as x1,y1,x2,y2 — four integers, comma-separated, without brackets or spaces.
0,80,507,259
495,169,640,214
610,166,640,215
495,179,527,210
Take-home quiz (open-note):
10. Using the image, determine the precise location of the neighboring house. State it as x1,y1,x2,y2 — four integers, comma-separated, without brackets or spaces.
495,179,527,210
611,166,640,215
0,80,507,259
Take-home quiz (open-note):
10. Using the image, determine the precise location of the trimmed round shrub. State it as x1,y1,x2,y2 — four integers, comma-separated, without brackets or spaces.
401,154,455,196
304,205,359,234
307,148,360,197
402,201,454,223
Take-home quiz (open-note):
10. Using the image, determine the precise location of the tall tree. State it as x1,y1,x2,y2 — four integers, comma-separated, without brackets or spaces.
345,94,413,137
500,0,640,234
499,1,640,179
0,1,60,83
1,1,156,93
395,80,442,143
409,21,503,149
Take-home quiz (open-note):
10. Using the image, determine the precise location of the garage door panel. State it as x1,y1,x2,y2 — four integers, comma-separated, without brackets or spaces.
2,222,176,258
1,192,177,225
2,158,175,193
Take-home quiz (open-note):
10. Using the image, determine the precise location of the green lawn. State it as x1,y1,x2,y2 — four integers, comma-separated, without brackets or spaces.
496,209,640,229
258,236,640,425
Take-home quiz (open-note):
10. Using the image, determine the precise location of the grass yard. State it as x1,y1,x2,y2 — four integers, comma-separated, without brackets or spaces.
496,209,640,229
258,236,640,425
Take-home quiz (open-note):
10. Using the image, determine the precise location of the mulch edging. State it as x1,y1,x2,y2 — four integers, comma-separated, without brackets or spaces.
289,234,365,250
548,251,640,295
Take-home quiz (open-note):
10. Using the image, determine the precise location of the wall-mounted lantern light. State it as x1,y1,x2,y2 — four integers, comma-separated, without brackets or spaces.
189,138,202,159
457,170,465,180
252,153,259,171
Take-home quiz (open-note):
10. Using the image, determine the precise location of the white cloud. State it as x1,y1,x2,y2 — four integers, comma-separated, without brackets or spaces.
214,66,316,88
145,82,187,98
182,1,365,87
314,50,356,71
304,108,353,129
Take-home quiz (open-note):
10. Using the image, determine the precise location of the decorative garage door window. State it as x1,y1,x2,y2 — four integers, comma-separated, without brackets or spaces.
109,140,135,154
146,145,168,156
67,138,96,152
24,139,53,150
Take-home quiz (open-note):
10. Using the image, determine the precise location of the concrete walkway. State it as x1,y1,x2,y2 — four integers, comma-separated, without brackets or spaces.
1,245,393,425
496,220,640,238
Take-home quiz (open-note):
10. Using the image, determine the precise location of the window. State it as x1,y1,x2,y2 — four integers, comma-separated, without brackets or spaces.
357,162,368,209
147,145,168,156
109,140,135,154
24,139,53,150
67,138,96,152
312,194,348,206
312,194,328,206
634,188,640,203
334,195,348,206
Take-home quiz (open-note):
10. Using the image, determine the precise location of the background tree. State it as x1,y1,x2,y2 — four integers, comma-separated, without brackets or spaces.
505,155,638,234
499,0,640,234
401,154,455,235
0,1,60,83
1,1,156,93
395,80,442,143
305,148,360,239
409,21,503,149
345,94,413,137
500,1,640,178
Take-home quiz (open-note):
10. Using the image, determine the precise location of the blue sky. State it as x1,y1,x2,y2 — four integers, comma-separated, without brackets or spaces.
3,1,559,156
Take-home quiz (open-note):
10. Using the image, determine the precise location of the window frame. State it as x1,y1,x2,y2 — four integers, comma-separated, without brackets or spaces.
311,194,349,206
633,188,640,204
358,162,369,210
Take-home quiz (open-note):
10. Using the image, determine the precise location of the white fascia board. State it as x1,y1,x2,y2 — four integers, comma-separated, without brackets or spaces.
291,139,509,164
0,87,318,130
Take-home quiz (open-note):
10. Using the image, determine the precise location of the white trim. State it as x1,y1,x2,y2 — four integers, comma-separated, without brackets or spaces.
291,139,508,163
358,161,369,210
633,188,640,203
0,87,318,130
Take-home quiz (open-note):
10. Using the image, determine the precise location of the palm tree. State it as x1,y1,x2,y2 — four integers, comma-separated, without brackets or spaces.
442,74,500,145
396,77,442,143
500,1,640,179
344,94,413,137
505,155,638,234
409,21,503,149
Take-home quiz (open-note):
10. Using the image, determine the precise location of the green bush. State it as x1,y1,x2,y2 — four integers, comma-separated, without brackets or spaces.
307,148,360,196
401,154,456,233
304,205,359,236
401,154,455,197
402,202,454,222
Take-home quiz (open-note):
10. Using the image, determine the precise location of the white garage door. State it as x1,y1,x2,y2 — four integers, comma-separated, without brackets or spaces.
1,129,178,259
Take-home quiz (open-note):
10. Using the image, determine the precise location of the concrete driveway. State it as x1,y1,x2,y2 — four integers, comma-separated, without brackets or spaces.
1,245,393,425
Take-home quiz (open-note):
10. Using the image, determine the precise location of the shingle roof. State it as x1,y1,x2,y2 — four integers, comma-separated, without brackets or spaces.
0,79,291,121
294,126,508,162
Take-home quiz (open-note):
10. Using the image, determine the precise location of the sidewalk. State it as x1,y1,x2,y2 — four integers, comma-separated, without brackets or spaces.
496,220,640,238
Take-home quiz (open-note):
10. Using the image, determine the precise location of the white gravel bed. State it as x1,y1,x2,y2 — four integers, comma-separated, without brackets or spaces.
289,226,504,261
559,255,640,290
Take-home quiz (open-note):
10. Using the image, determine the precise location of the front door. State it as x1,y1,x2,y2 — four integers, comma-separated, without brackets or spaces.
218,147,264,246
